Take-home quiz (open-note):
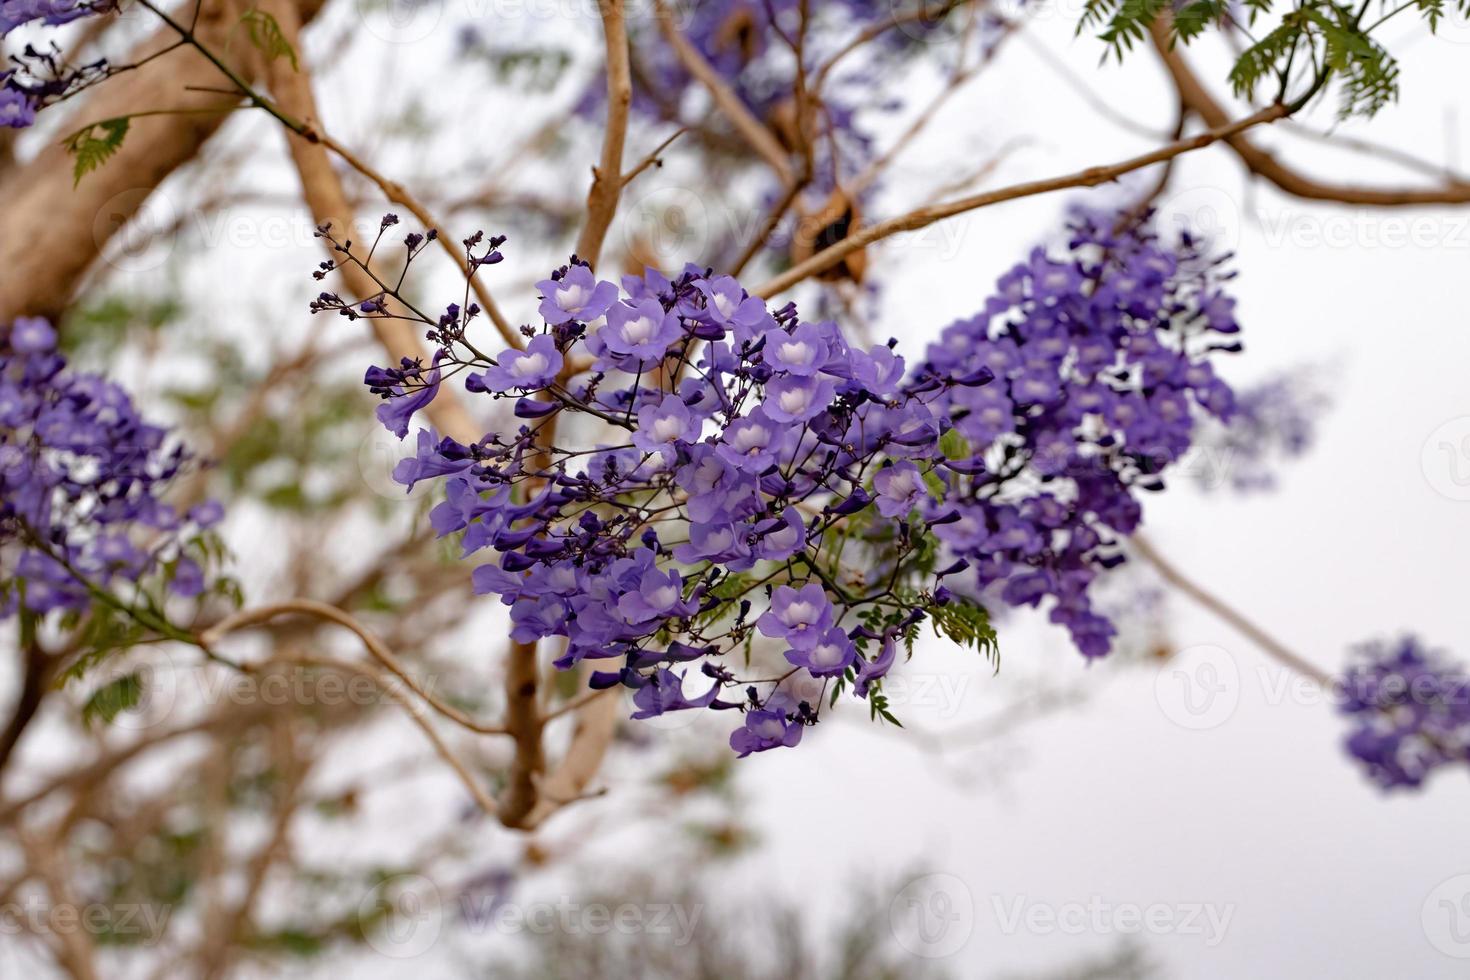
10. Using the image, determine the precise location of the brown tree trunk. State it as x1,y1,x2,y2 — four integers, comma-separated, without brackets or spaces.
0,0,326,322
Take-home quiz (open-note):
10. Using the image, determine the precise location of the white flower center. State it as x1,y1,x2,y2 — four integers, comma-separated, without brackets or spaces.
623,315,659,344
778,340,814,367
778,387,812,415
555,282,589,311
512,353,548,378
885,470,918,498
733,424,768,454
810,641,846,668
784,600,816,625
753,717,785,738
652,414,685,442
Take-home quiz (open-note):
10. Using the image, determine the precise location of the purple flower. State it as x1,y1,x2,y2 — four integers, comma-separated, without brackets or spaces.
762,374,836,424
8,316,54,353
717,408,786,473
0,86,33,128
757,583,834,651
761,322,830,376
872,461,927,518
510,594,569,643
1,319,218,618
680,445,760,523
617,564,698,628
785,627,856,678
1339,636,1470,790
392,428,472,491
631,668,720,719
854,637,897,697
695,275,771,343
536,265,618,324
477,334,563,392
729,697,804,757
634,393,701,452
374,353,444,439
601,299,682,366
753,507,805,561
672,522,753,568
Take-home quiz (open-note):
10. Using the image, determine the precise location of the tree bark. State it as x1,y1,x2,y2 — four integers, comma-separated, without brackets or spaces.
0,0,327,322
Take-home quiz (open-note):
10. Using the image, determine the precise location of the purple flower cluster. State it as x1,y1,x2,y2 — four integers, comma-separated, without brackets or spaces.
356,210,1243,755
1,0,113,128
0,0,92,35
0,319,220,618
364,256,974,757
1339,637,1470,790
908,212,1241,657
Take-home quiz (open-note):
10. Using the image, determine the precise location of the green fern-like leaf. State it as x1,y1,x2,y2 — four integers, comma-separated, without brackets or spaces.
1227,20,1303,100
63,117,130,187
82,671,144,728
1095,0,1172,60
930,593,1000,669
1306,6,1401,117
240,8,299,71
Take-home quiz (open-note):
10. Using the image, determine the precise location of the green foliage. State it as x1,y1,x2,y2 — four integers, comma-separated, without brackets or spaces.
929,593,1000,669
81,670,145,727
867,685,903,727
1079,0,1173,59
238,8,298,71
63,117,130,187
1079,0,1460,119
1306,6,1401,118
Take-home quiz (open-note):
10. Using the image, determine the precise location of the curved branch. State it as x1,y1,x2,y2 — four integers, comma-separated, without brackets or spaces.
754,103,1289,297
1151,19,1470,206
199,598,509,736
1131,534,1332,685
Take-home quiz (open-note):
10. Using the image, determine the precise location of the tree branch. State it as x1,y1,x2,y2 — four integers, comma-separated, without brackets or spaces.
754,103,1290,297
574,0,632,268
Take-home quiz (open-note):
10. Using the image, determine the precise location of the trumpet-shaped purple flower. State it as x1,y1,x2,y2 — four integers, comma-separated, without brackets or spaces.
854,638,898,697
536,265,618,324
673,522,753,568
694,275,771,343
634,393,701,452
753,507,805,561
785,627,857,678
617,564,698,627
601,299,683,366
757,584,834,651
477,334,563,392
631,668,721,719
717,408,786,473
730,695,804,757
872,461,928,518
761,322,830,376
763,374,836,424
